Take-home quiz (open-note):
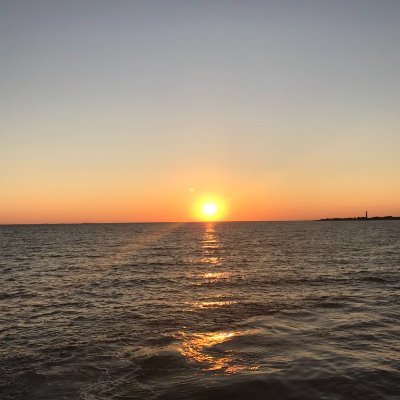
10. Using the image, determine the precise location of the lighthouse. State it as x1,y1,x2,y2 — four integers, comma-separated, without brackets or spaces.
366,210,368,219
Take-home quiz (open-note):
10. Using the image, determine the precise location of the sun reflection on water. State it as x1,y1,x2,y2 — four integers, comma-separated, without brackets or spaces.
193,300,238,308
201,272,229,281
192,223,237,309
199,223,223,266
202,223,219,251
176,223,258,374
198,256,220,265
176,331,258,374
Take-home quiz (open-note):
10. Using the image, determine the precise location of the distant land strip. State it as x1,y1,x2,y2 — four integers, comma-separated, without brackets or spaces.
317,216,400,221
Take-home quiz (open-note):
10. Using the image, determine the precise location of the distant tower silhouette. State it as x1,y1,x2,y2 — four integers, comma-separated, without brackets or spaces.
366,210,368,219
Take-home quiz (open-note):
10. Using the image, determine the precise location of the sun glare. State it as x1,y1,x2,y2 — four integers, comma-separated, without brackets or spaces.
194,197,227,221
202,202,218,217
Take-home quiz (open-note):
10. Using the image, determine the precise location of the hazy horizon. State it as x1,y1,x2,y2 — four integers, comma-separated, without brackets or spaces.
2,214,399,226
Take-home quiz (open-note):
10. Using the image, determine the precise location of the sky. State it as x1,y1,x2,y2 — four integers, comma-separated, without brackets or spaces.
1,0,400,223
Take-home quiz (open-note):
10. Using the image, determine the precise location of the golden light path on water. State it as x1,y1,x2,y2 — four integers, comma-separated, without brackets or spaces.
177,331,259,374
177,222,259,374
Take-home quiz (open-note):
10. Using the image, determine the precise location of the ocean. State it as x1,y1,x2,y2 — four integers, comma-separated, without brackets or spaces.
1,221,400,399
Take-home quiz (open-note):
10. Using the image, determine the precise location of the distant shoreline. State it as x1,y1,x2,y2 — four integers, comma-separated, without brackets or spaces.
1,218,400,226
317,216,400,221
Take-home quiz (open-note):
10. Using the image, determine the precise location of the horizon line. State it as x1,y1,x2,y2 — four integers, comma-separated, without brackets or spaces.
2,216,400,226
0,219,312,226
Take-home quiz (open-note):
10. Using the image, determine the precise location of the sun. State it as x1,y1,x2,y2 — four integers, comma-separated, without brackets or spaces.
202,202,218,218
193,196,227,221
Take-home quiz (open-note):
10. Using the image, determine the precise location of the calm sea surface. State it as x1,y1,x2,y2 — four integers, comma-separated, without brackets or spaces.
1,221,400,399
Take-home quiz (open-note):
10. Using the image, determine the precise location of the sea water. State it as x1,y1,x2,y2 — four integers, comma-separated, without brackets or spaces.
1,221,400,399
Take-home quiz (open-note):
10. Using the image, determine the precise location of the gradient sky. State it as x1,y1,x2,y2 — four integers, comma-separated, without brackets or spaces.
1,0,400,223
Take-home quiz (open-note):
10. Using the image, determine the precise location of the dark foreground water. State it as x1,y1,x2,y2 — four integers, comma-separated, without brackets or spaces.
1,221,400,399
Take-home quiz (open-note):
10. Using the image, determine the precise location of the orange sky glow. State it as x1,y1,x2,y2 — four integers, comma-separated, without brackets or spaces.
1,2,400,224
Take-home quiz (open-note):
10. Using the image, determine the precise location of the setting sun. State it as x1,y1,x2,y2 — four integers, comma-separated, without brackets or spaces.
193,197,227,221
202,202,218,217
